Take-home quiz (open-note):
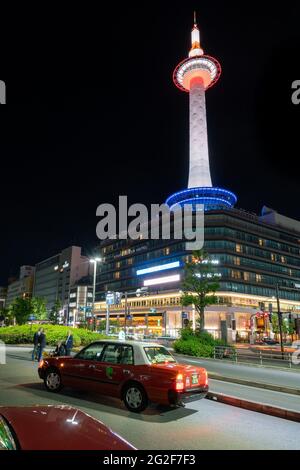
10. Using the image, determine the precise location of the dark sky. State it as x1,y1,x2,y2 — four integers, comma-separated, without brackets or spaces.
0,2,300,284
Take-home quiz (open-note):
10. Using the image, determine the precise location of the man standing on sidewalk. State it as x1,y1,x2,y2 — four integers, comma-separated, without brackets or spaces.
37,328,46,362
32,328,41,361
65,330,73,356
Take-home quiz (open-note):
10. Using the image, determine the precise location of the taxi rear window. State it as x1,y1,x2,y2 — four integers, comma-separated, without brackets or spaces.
144,346,176,364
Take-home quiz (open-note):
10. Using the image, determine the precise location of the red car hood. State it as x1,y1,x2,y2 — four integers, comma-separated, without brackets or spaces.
1,405,135,450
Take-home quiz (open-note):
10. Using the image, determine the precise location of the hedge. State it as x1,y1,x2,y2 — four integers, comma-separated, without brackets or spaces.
173,328,228,358
0,324,108,347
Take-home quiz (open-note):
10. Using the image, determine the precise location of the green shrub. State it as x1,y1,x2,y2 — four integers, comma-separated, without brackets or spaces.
174,328,229,357
174,338,214,358
0,324,107,347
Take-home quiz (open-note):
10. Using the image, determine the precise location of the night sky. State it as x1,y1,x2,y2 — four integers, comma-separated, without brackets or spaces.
0,2,300,285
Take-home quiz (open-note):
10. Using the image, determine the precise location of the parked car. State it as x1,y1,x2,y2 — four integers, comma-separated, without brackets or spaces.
262,337,279,345
38,340,208,412
0,405,135,450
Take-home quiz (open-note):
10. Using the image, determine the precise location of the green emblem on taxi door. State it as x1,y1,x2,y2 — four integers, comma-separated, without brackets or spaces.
106,366,113,379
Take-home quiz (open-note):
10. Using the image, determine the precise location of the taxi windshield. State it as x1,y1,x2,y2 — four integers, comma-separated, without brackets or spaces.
144,346,176,364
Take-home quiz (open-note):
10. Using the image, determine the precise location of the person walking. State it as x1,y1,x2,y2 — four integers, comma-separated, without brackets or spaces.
32,328,42,361
37,328,46,362
65,330,73,356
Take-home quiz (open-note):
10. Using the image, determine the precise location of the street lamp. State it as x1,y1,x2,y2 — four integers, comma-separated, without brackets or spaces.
90,257,102,331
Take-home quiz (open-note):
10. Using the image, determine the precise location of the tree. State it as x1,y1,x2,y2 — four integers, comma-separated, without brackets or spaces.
49,299,61,324
31,297,47,320
181,249,220,331
9,297,32,325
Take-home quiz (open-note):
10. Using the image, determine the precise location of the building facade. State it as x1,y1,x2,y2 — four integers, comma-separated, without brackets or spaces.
68,277,93,326
6,266,35,307
0,287,7,310
33,246,90,317
94,207,300,340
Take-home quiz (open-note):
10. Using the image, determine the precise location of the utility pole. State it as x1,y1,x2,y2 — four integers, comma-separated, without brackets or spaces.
124,292,128,339
90,257,101,332
276,283,284,359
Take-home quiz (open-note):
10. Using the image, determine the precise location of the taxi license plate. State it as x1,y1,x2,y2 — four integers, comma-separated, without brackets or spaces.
191,374,198,385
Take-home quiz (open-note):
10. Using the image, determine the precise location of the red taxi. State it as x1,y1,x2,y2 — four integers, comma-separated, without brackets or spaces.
38,340,208,412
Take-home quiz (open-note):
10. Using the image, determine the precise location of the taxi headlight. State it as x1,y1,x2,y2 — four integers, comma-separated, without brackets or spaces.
0,415,17,450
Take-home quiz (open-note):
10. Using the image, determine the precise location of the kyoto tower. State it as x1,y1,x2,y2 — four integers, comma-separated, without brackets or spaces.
166,14,237,211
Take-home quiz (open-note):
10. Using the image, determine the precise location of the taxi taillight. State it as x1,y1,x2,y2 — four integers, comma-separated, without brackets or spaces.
175,373,184,391
204,370,208,386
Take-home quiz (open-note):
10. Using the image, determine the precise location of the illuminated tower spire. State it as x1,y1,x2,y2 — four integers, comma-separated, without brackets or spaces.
166,15,237,211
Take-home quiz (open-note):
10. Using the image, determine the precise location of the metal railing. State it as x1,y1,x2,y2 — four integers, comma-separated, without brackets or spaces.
213,346,299,370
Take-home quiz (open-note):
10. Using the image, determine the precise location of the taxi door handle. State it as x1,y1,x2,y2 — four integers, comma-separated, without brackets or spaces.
123,369,130,374
88,364,96,369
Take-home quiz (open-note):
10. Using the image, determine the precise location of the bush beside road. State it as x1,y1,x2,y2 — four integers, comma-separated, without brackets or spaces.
0,324,107,347
173,328,228,358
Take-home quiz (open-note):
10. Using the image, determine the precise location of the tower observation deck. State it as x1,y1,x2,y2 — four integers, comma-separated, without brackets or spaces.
166,15,237,211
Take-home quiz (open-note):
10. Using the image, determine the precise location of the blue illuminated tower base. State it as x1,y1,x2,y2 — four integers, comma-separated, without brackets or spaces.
165,186,237,211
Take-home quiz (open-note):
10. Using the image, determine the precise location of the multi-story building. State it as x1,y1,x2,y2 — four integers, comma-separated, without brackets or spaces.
0,287,7,310
6,266,35,307
68,276,93,326
33,246,90,317
93,207,300,340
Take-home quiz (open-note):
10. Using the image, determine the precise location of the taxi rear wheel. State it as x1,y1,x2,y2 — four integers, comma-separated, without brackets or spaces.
123,383,148,413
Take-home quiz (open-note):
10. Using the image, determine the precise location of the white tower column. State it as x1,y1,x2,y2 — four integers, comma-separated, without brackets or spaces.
188,76,212,188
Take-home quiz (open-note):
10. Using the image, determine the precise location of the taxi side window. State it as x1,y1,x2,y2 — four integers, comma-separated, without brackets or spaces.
101,344,134,365
76,343,104,361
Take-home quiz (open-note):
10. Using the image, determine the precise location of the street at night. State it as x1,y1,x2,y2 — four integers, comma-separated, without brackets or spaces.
1,1,300,460
0,347,299,450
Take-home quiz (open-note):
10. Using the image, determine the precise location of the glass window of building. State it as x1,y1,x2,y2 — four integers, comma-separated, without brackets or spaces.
256,274,262,283
258,238,264,246
235,244,242,253
231,270,241,279
233,257,240,265
281,256,287,264
243,272,250,281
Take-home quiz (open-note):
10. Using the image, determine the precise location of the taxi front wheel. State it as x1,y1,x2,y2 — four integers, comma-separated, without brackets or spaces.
123,383,148,413
44,368,63,392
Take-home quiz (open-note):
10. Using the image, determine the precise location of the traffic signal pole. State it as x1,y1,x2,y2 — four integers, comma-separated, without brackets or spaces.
276,283,284,359
124,291,128,339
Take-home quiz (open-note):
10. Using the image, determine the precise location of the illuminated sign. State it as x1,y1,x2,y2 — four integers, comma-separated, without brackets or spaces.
137,261,180,276
144,274,180,287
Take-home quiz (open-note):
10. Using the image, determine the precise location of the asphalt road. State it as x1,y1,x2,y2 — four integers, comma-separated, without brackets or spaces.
175,354,300,389
0,347,299,450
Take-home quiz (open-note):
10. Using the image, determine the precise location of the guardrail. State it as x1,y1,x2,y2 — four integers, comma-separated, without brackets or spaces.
214,346,299,369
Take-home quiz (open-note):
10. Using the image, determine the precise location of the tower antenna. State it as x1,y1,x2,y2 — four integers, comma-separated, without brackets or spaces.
193,11,197,26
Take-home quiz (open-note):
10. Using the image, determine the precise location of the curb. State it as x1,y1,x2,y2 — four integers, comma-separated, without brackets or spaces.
208,373,300,396
206,391,300,423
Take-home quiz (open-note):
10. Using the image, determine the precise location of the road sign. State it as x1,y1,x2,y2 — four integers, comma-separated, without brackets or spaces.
106,292,115,305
